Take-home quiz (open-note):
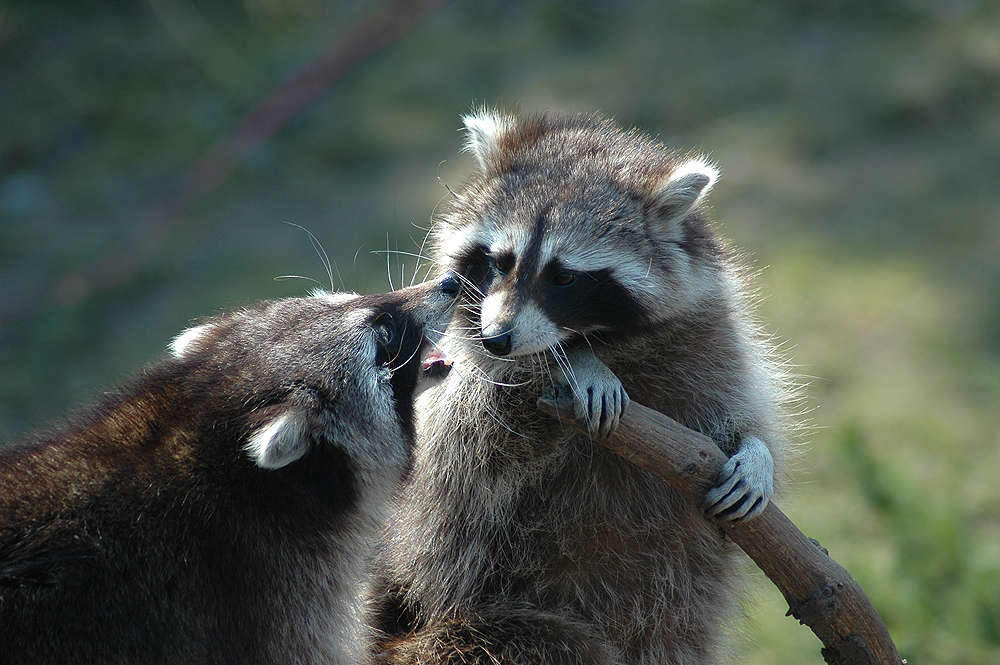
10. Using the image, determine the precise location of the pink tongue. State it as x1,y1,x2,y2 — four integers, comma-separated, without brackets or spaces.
421,350,452,373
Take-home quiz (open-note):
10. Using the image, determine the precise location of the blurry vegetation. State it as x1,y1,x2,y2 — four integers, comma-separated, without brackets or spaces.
839,421,1000,662
2,0,999,663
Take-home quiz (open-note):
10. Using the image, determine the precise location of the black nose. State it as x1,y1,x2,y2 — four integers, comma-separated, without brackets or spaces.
438,272,461,298
482,332,512,356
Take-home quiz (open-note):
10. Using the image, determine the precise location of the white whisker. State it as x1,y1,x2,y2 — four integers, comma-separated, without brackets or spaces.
274,274,328,291
282,222,336,291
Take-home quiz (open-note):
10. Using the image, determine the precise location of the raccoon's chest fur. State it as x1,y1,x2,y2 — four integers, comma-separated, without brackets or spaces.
393,333,739,624
388,289,758,624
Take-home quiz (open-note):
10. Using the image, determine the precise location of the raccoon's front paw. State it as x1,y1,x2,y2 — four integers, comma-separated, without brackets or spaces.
702,435,774,522
561,350,629,439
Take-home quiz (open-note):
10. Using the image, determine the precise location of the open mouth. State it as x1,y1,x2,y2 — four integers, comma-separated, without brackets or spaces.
420,347,453,380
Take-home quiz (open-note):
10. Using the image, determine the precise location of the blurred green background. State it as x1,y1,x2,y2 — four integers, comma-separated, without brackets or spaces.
2,1,999,662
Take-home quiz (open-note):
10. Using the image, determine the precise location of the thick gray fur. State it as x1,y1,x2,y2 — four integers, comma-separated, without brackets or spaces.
370,111,795,664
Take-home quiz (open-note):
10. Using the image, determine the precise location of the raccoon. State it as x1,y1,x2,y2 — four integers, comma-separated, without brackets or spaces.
369,112,792,664
0,276,458,665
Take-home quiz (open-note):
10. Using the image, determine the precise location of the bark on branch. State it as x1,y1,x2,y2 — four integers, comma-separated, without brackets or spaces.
537,396,905,665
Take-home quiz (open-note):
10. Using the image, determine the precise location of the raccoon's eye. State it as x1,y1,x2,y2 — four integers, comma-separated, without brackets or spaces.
373,322,395,365
553,270,577,287
375,322,394,345
491,252,515,274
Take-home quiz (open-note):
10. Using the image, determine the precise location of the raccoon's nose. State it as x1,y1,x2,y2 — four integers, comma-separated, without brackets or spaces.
438,272,461,298
481,331,512,356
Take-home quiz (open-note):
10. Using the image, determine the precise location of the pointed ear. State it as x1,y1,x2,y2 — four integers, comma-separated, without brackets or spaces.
652,159,719,222
245,412,310,470
461,110,513,172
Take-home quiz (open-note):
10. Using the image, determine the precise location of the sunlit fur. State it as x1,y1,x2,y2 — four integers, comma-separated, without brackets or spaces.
0,280,456,665
370,111,796,664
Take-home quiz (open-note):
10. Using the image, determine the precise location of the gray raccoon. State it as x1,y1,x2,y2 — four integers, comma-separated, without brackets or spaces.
370,112,794,664
0,276,457,665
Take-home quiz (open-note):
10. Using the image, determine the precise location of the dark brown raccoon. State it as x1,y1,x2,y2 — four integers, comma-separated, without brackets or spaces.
0,277,457,665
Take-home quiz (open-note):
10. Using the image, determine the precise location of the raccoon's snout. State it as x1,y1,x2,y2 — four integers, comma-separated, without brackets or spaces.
481,326,512,356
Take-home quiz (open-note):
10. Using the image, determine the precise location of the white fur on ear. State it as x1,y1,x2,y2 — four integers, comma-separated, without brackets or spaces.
245,412,310,470
169,324,213,359
461,110,512,171
310,289,361,304
652,159,719,221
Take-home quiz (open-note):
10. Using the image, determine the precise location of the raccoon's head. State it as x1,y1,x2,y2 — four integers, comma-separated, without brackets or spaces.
433,110,725,359
168,276,458,482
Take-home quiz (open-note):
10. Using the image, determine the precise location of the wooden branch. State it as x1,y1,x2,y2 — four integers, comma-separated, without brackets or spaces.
537,396,905,665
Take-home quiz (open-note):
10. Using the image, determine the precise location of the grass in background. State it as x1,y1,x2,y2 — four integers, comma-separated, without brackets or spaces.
749,247,1000,663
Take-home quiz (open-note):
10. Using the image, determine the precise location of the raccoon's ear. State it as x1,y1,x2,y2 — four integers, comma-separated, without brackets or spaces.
651,159,719,223
461,110,513,172
169,323,214,359
309,289,361,304
245,411,311,469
